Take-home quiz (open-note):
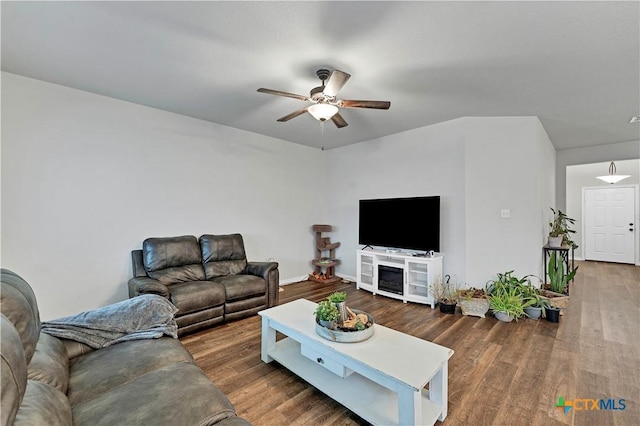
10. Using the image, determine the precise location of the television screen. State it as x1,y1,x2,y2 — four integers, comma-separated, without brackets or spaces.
358,196,440,252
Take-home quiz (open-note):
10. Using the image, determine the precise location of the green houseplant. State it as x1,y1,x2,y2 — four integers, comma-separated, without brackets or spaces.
314,300,339,329
520,284,548,319
548,251,577,294
489,286,526,322
327,291,347,303
327,291,347,322
486,271,533,322
548,208,578,248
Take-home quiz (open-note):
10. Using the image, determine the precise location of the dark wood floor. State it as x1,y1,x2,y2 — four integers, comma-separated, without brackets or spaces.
181,261,640,425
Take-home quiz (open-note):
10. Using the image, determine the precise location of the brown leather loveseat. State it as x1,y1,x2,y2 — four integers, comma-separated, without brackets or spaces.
128,234,279,336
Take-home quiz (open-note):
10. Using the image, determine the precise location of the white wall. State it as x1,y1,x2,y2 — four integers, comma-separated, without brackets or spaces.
1,72,326,320
327,116,554,287
566,159,640,259
464,117,555,284
325,119,467,282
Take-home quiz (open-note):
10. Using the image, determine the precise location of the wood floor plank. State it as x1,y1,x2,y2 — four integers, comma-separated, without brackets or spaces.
181,260,639,425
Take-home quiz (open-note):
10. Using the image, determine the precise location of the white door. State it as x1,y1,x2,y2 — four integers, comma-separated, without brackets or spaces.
583,187,636,263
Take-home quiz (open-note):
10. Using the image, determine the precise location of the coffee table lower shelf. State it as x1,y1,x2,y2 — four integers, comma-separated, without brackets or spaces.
268,337,443,426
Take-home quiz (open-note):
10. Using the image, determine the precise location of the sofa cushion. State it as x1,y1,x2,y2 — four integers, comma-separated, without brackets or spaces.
15,380,72,426
27,332,69,394
200,234,248,279
213,274,267,302
143,235,205,284
67,337,195,407
1,315,28,426
71,362,238,426
1,270,41,363
170,281,226,316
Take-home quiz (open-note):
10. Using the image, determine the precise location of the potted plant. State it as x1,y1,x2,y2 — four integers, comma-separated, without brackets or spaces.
431,275,459,314
548,208,577,248
486,271,532,322
456,287,490,318
520,284,548,320
314,300,339,329
489,286,526,322
327,291,347,322
545,306,561,323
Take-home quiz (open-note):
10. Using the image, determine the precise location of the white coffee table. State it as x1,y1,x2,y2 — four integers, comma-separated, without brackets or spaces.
259,299,454,425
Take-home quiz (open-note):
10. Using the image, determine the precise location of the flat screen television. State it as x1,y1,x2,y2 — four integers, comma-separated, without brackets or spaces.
358,196,440,252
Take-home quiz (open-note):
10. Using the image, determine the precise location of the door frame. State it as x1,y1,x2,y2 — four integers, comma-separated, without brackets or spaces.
581,184,640,266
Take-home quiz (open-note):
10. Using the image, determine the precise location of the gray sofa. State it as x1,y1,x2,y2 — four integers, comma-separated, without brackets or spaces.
128,234,279,336
1,269,251,426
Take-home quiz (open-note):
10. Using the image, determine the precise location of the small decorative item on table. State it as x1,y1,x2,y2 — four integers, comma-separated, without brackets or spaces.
314,292,374,342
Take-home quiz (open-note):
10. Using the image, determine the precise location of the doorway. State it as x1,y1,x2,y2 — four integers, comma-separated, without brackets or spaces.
583,186,637,264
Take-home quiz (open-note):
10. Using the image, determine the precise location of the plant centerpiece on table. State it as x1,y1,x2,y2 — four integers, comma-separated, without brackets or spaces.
327,291,348,323
548,208,578,248
314,300,339,329
431,275,460,314
456,287,490,318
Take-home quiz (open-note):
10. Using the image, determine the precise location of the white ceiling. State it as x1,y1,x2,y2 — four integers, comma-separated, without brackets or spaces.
2,1,639,150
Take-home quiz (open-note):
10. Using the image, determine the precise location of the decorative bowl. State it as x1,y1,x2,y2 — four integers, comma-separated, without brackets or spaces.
315,309,374,343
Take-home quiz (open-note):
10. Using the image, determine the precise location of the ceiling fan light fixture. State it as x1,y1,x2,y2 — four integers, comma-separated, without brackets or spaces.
308,103,338,121
596,161,630,184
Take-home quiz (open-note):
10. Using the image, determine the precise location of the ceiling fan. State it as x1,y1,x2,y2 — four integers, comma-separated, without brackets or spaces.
257,69,391,128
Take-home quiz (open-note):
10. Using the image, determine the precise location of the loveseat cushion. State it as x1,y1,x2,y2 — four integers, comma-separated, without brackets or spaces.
169,281,226,316
200,234,248,279
143,235,205,284
71,362,238,426
27,332,69,393
67,337,195,407
213,274,266,302
15,380,72,426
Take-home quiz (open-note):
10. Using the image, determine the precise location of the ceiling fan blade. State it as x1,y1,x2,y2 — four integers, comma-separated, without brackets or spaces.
323,70,351,97
331,112,348,128
338,100,391,109
277,107,308,122
257,88,309,101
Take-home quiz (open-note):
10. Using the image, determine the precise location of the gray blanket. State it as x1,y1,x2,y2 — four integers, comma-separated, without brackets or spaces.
42,294,178,348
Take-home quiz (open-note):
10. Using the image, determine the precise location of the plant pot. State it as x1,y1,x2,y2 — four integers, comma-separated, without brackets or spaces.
439,302,456,314
494,311,513,322
318,319,336,329
332,301,348,324
546,307,561,323
548,236,563,247
458,298,490,318
524,306,542,320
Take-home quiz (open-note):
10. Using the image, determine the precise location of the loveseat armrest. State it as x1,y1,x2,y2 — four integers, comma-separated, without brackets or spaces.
244,262,279,307
128,277,170,299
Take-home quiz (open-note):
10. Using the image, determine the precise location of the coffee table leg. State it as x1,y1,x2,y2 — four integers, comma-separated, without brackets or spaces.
397,386,422,425
261,317,276,363
429,361,448,421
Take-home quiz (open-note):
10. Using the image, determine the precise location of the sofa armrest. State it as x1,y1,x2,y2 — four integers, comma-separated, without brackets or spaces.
128,277,170,299
244,262,279,307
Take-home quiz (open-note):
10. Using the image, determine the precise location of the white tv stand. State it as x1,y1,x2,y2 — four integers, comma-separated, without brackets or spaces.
356,249,443,308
